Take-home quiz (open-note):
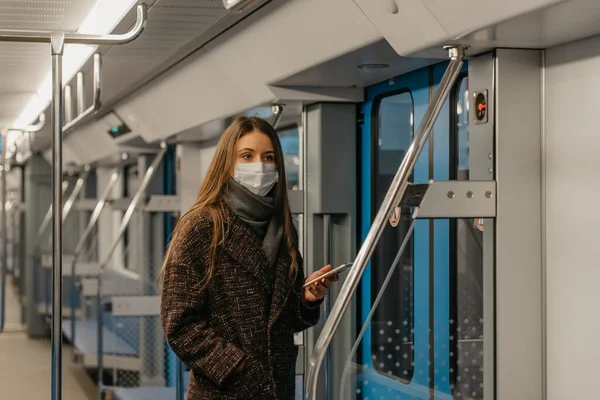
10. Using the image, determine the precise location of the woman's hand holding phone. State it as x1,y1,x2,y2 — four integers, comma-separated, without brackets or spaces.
303,265,339,302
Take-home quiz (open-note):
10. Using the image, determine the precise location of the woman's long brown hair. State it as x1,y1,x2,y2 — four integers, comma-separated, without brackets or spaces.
159,116,298,291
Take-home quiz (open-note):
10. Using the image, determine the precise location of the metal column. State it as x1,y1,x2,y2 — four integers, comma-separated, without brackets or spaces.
139,152,166,387
304,103,358,400
50,34,65,396
471,49,543,400
322,214,332,400
0,130,7,332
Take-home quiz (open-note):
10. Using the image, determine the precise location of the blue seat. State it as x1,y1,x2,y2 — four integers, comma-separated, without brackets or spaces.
61,319,137,357
111,387,176,400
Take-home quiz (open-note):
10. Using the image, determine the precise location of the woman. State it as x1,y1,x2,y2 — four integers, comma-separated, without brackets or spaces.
160,116,337,399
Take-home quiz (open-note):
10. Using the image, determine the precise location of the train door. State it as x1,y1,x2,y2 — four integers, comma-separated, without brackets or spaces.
356,60,480,399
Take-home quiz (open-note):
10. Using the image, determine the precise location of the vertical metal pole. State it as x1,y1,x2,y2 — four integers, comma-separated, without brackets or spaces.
272,104,284,129
93,53,101,107
97,291,103,400
76,72,85,116
64,85,73,124
0,130,7,333
299,108,308,397
322,214,332,400
176,360,184,400
51,32,65,400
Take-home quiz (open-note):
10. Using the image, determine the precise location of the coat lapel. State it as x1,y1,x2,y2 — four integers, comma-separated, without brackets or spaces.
222,210,294,328
223,213,273,293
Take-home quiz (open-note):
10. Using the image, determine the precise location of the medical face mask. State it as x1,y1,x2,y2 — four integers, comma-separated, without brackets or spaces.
233,162,279,196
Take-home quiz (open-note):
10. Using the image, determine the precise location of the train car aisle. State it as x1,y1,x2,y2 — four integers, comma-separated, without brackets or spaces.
0,276,96,399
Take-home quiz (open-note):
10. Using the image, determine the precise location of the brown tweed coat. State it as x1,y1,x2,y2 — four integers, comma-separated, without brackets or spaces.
161,209,321,399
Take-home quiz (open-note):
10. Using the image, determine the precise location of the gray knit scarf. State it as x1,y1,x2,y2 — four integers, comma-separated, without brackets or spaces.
224,178,283,268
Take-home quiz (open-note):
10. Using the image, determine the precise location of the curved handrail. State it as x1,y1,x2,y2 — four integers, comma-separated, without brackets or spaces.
16,113,46,132
1,112,46,162
0,4,147,45
271,104,284,129
98,143,168,272
305,45,466,399
63,53,102,134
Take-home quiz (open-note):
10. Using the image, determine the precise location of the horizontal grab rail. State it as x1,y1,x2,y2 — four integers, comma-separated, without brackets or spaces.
0,4,147,45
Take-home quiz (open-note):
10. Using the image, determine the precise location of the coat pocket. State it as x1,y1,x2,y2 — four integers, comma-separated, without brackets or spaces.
226,355,273,399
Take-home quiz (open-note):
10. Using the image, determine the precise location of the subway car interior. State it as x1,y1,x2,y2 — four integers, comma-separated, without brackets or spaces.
0,0,598,399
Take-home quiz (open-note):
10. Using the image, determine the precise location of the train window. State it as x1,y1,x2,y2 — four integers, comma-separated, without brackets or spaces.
450,75,485,398
277,125,300,190
371,89,414,382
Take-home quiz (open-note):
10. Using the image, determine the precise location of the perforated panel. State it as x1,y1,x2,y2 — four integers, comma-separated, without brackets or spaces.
16,0,265,155
0,0,95,127
98,1,228,110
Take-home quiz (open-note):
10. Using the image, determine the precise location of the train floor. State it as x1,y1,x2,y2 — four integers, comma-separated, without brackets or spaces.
0,276,96,399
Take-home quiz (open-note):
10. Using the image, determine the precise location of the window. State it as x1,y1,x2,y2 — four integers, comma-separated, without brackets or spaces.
371,90,415,382
277,125,300,190
450,75,485,398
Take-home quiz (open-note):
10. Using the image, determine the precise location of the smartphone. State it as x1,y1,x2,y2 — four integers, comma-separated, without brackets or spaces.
302,262,353,289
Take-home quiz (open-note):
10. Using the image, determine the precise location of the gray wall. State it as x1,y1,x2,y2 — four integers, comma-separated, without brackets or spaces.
545,34,600,400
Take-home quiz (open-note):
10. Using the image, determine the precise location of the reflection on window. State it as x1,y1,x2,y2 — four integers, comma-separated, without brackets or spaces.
371,90,414,382
277,125,300,190
450,75,485,399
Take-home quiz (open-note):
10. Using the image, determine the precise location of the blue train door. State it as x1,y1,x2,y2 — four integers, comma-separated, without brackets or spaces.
357,60,475,399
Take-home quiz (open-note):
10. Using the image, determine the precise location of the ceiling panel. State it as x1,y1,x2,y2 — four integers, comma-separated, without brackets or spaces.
0,0,96,126
276,39,441,88
96,0,228,110
12,0,271,152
